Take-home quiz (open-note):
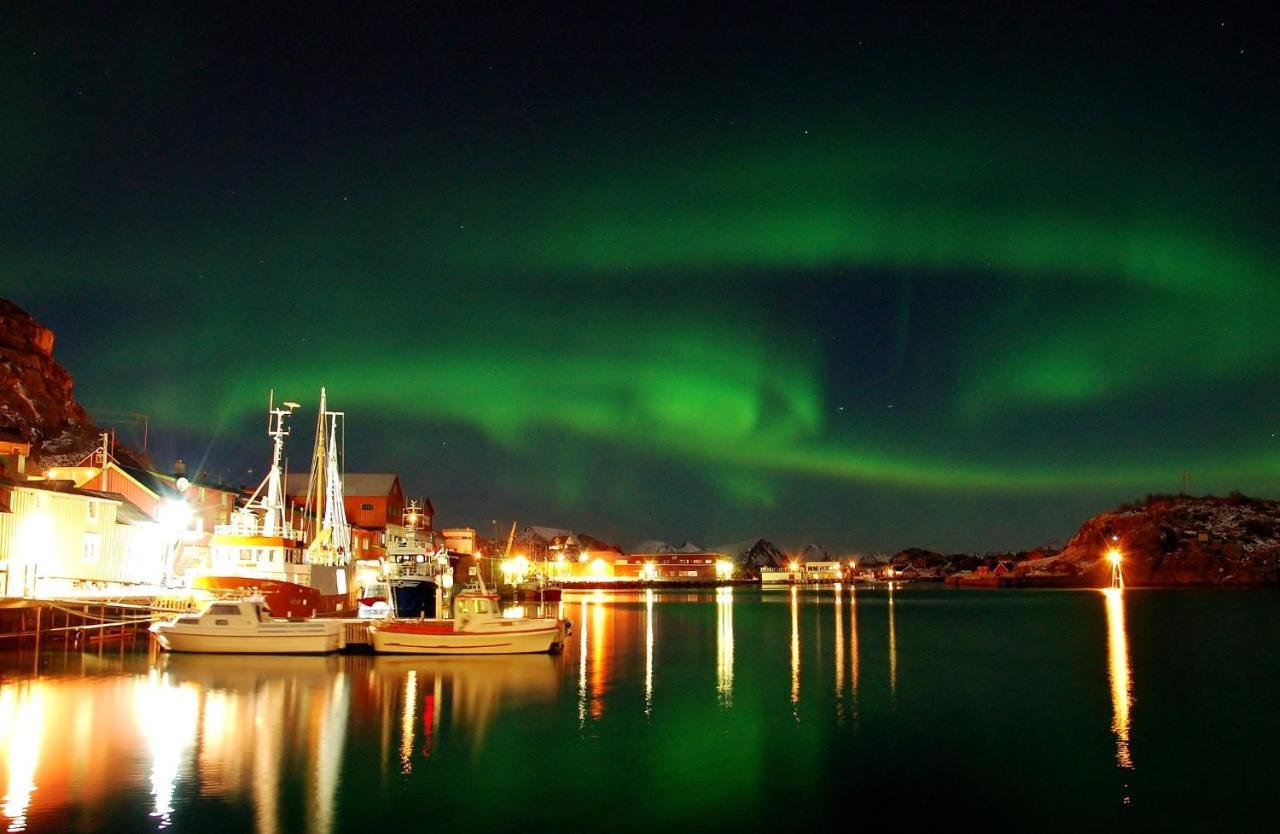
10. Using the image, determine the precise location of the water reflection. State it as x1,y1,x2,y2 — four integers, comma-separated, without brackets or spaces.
790,586,801,716
716,588,734,707
887,581,898,698
0,683,41,832
1102,588,1135,770
133,670,198,829
400,670,417,773
161,653,347,834
576,592,611,725
833,587,843,722
644,589,655,716
372,655,559,761
849,586,859,717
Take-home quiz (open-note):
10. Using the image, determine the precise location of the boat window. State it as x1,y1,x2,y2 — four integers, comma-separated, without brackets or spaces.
476,600,490,613
215,619,229,626
207,604,241,616
456,600,469,614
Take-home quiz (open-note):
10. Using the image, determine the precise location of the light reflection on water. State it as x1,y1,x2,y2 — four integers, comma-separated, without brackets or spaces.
0,587,1171,831
789,586,801,715
644,589,655,716
1102,588,1135,771
0,682,40,832
715,587,734,707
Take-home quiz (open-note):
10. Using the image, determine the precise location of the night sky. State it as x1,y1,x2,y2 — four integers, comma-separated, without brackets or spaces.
4,4,1278,553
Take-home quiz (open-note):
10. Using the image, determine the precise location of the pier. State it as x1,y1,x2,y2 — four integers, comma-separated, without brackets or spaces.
0,596,167,648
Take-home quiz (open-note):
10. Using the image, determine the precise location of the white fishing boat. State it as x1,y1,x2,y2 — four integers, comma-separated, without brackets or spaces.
369,590,571,655
150,598,344,654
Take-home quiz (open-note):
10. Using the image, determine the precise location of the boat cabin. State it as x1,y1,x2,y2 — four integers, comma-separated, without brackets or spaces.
176,599,274,628
454,593,501,618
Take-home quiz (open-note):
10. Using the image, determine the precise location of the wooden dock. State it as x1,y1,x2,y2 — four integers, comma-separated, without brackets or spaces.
0,597,160,648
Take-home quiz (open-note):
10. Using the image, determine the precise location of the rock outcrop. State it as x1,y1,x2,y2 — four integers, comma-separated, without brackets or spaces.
714,538,786,571
0,298,104,467
1044,493,1280,585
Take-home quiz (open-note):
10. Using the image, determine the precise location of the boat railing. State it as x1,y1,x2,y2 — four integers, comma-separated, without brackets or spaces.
212,519,308,541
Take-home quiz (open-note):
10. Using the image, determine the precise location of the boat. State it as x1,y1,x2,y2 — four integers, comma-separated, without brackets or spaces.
199,390,356,618
515,577,562,603
374,498,448,618
369,589,571,655
150,598,344,654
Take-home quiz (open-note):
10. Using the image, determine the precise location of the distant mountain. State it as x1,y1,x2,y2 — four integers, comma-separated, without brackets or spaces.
631,540,703,554
799,543,831,562
714,538,787,571
1040,493,1280,585
523,525,622,554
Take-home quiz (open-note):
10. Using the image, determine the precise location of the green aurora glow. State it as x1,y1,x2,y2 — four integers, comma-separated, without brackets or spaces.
3,7,1278,549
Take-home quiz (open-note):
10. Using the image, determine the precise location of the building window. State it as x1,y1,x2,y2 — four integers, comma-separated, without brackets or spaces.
360,503,374,511
87,502,99,523
83,533,101,563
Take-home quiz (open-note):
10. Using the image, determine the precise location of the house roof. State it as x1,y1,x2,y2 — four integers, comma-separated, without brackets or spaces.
80,491,154,525
118,464,183,499
16,479,118,502
343,473,400,497
283,472,400,498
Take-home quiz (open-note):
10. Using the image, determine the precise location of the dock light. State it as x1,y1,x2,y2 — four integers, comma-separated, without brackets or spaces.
789,561,800,573
1106,548,1123,566
715,560,734,579
578,552,588,563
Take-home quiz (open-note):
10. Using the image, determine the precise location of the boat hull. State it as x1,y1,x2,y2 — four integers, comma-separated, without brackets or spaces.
150,622,343,654
192,574,353,618
515,586,562,602
370,619,567,655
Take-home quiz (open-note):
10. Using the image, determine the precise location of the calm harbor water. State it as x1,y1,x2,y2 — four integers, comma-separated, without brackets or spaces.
2,586,1278,832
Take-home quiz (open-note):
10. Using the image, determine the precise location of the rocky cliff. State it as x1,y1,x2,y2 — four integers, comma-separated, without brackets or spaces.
0,298,103,467
1043,493,1280,586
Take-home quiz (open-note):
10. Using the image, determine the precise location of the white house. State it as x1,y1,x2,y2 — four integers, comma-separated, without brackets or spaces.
0,478,173,597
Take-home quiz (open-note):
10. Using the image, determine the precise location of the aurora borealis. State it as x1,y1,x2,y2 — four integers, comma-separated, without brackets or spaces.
3,5,1278,551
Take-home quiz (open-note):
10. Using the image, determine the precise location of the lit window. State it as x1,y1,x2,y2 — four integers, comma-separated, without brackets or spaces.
82,533,101,563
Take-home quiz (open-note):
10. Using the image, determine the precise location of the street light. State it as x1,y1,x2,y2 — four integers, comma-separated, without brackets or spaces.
1106,547,1123,589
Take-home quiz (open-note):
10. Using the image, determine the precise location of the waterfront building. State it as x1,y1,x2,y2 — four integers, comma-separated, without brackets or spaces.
288,472,409,530
614,553,722,581
0,476,177,596
285,472,421,563
43,446,237,583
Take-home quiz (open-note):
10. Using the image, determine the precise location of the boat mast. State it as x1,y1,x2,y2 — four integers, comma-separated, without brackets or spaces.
323,407,350,559
312,387,328,538
262,390,299,537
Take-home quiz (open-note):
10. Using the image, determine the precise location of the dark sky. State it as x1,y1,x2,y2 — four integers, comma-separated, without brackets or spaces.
3,3,1278,553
